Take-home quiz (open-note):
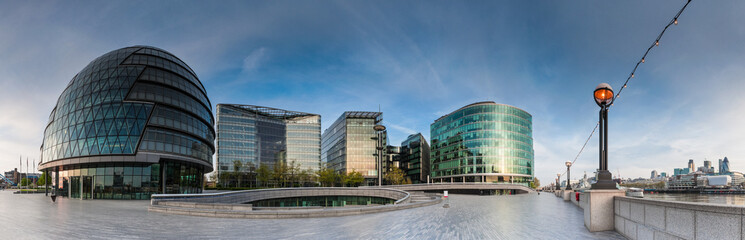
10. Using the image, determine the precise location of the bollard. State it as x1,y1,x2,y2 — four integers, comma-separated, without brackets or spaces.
442,190,450,208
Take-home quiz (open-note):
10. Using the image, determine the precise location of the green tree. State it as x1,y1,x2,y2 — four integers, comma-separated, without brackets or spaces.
317,167,337,187
272,161,289,187
346,170,364,187
233,160,244,187
37,172,52,186
384,167,409,185
257,163,272,187
531,178,540,189
19,178,31,187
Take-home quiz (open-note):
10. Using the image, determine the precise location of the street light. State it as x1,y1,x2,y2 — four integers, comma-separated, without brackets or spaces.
592,83,617,189
373,124,386,186
556,173,561,190
565,161,572,190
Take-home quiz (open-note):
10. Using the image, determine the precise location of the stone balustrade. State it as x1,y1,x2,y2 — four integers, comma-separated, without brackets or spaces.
614,196,745,240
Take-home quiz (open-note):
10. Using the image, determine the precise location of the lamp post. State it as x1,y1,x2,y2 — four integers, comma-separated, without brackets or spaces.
373,124,386,186
565,161,572,190
592,83,617,189
556,173,561,190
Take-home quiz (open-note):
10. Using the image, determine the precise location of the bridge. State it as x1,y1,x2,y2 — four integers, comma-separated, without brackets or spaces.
364,183,536,194
0,173,14,186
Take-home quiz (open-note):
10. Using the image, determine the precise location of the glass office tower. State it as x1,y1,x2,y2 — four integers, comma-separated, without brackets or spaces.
430,102,533,186
216,104,321,186
321,112,384,185
399,133,430,184
38,46,214,199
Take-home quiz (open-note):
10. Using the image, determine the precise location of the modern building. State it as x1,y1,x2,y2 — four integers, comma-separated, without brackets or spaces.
704,160,713,173
688,159,695,172
399,133,430,184
430,102,534,185
660,172,667,178
321,111,384,185
721,157,731,174
650,170,658,179
673,168,683,176
215,104,321,186
38,46,214,199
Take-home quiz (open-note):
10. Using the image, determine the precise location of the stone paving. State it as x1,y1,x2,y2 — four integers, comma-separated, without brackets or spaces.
0,190,625,239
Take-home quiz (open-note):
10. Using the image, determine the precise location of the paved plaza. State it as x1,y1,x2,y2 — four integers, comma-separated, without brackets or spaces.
1,190,624,239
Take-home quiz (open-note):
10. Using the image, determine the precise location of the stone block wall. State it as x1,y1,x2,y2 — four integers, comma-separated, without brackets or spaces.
614,196,745,240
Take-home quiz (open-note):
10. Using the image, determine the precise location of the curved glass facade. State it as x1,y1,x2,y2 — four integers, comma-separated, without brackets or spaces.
39,46,214,198
430,102,533,185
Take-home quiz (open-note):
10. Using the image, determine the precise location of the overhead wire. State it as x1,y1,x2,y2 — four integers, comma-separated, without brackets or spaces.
554,0,693,182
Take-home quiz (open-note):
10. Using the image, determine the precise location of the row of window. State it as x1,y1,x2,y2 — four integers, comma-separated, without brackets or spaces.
138,67,210,108
432,139,534,155
149,105,214,142
128,82,213,125
432,104,531,130
134,48,204,92
139,128,212,163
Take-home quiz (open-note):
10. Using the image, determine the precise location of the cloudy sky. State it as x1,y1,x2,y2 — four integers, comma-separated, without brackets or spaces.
1,1,742,186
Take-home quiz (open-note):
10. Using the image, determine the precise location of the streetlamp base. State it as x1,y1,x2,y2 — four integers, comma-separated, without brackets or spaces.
591,170,617,189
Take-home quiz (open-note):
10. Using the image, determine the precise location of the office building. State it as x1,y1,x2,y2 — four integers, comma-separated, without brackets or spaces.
722,157,731,174
651,170,658,179
321,112,384,185
660,172,667,178
704,160,713,173
430,102,534,185
688,159,695,172
38,46,214,199
399,133,430,184
215,104,321,186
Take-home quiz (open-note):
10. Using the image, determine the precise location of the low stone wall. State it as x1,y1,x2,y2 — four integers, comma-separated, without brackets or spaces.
148,187,444,219
149,197,442,219
151,187,409,205
614,196,745,240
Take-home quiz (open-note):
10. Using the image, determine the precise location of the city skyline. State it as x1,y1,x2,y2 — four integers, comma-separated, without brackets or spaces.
2,1,745,185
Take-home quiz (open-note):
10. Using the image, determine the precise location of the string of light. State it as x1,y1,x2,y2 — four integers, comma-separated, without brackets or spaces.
555,0,692,181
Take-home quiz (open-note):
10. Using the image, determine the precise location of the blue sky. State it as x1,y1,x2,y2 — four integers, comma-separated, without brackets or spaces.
1,1,743,186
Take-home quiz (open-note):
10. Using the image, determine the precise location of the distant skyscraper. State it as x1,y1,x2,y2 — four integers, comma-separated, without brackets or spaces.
722,157,731,174
674,168,682,176
704,160,712,171
660,172,667,178
688,159,695,172
651,170,658,179
719,159,724,173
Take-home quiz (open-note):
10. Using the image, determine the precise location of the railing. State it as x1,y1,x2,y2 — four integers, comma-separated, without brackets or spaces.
0,173,14,185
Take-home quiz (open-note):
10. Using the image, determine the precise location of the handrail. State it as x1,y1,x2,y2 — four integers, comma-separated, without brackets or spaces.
0,173,14,185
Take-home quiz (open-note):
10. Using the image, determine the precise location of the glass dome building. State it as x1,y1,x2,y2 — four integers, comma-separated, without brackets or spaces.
38,46,214,199
430,102,533,186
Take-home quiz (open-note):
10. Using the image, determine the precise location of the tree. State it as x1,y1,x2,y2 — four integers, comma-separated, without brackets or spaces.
19,178,31,187
233,160,243,187
272,161,289,187
532,178,540,189
257,163,272,187
37,172,52,186
384,167,409,185
317,167,337,187
346,170,364,187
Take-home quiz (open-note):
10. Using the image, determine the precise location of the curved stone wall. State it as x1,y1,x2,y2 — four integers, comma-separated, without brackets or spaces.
151,187,409,205
148,188,444,218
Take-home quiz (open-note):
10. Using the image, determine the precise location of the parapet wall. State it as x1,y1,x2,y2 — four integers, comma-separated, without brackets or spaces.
151,187,410,205
614,196,745,240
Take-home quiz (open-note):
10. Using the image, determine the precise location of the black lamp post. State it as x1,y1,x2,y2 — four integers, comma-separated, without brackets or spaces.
565,161,572,190
556,174,561,190
592,83,617,189
373,124,386,186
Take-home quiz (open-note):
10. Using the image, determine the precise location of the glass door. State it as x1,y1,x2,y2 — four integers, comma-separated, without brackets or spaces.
82,176,93,200
70,176,80,199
